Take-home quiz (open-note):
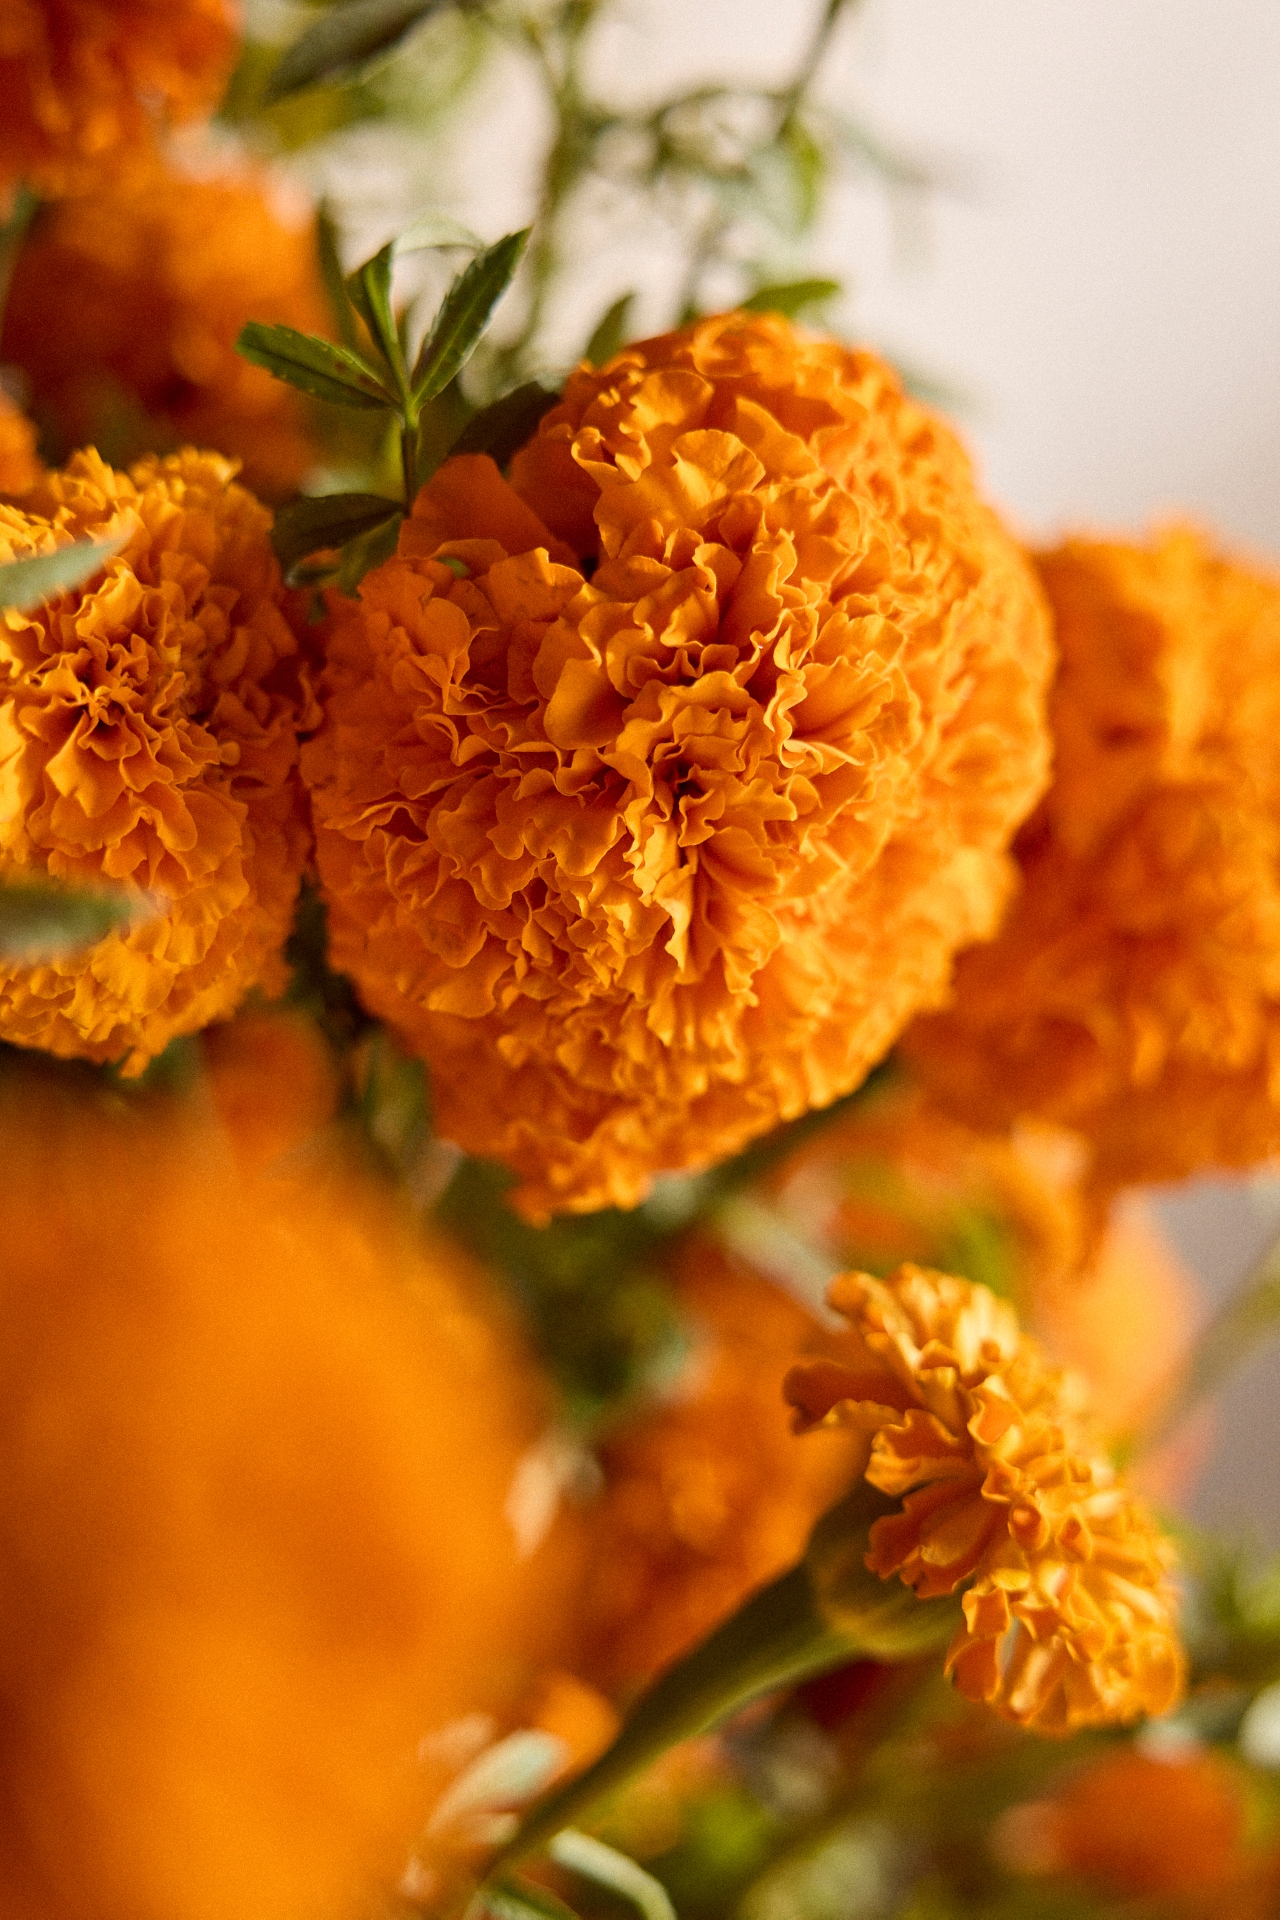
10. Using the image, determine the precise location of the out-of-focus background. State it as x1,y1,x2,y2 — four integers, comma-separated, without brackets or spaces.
299,0,1280,1539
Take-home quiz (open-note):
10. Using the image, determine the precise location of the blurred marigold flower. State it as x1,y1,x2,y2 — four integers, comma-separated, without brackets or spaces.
304,313,1054,1218
786,1263,1185,1733
906,528,1280,1197
0,387,41,494
0,1063,556,1920
0,447,314,1072
3,148,330,498
0,0,238,205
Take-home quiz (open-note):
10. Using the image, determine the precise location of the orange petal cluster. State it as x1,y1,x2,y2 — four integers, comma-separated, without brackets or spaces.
906,528,1280,1194
0,447,314,1072
786,1263,1184,1733
0,387,41,495
0,0,238,205
0,1062,554,1920
3,149,330,498
304,313,1054,1218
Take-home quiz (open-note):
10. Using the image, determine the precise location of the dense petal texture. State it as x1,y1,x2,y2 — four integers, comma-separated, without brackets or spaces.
0,388,41,495
0,1064,552,1920
3,149,329,497
304,313,1054,1217
906,528,1280,1194
0,0,237,204
0,447,313,1070
786,1263,1184,1733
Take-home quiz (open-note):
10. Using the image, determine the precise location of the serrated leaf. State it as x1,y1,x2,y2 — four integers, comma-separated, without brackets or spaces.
397,210,484,255
264,0,447,101
740,277,841,320
0,877,146,962
583,291,636,367
0,536,125,612
483,1879,581,1920
444,381,559,471
345,243,405,383
271,492,403,573
236,321,395,409
548,1833,676,1920
427,1730,567,1836
411,228,531,405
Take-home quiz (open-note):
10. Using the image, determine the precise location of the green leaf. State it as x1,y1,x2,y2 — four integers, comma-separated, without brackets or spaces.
0,536,125,612
411,228,531,405
317,204,362,351
740,277,841,320
337,510,403,594
429,1730,567,1837
583,291,636,367
548,1833,676,1920
345,243,405,384
445,381,559,471
396,210,484,255
484,1881,581,1920
0,877,144,962
263,0,448,101
271,492,403,574
235,321,395,410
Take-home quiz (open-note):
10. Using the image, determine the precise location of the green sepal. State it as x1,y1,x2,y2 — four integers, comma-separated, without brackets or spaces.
345,243,406,386
411,228,531,405
235,321,395,409
445,381,559,471
481,1880,581,1920
0,877,142,962
271,492,404,575
0,536,125,612
263,0,447,101
741,277,841,319
583,291,636,366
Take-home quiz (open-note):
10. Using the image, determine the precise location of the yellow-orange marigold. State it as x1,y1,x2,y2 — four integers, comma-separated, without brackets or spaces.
906,528,1280,1194
3,149,330,498
0,0,238,205
0,447,314,1071
786,1263,1184,1733
304,313,1054,1217
0,387,41,495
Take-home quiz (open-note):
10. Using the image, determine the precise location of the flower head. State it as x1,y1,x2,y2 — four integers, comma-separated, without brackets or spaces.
0,446,314,1072
0,387,41,495
304,312,1053,1217
906,528,1280,1195
786,1263,1184,1732
0,0,238,204
3,149,330,498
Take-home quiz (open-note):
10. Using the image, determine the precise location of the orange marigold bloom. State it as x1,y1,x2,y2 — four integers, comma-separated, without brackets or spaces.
304,313,1054,1217
0,1064,554,1920
0,387,41,495
3,149,330,498
786,1264,1185,1733
0,0,237,205
906,528,1280,1194
0,447,314,1072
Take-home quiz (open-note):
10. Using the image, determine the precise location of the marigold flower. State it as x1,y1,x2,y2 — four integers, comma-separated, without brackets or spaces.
304,313,1054,1217
0,387,41,495
0,1064,556,1920
3,149,330,497
0,447,314,1072
786,1263,1185,1733
906,528,1280,1194
572,1242,863,1696
0,0,238,205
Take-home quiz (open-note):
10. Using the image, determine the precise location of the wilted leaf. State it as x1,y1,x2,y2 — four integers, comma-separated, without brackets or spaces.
264,0,449,101
0,536,126,612
236,321,395,409
271,492,403,573
548,1832,676,1920
0,878,145,962
740,277,841,319
583,291,636,366
445,381,559,470
411,228,531,405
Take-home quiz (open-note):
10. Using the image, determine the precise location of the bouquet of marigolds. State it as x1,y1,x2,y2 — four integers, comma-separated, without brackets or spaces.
5,5,1280,1918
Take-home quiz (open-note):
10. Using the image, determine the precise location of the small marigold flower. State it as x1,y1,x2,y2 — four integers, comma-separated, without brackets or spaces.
0,0,238,205
0,387,41,495
906,528,1280,1195
304,312,1054,1217
3,148,330,498
0,1064,557,1920
0,446,314,1072
786,1263,1185,1733
572,1243,863,1696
